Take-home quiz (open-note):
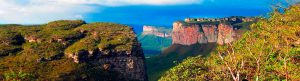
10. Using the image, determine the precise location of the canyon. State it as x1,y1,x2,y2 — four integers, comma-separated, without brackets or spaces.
138,25,172,56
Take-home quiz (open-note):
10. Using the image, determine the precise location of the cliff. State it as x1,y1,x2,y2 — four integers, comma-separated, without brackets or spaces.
0,20,147,81
142,25,171,38
160,4,300,81
172,16,254,45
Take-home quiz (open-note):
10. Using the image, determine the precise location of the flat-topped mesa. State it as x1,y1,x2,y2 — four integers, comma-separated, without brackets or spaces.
184,16,255,22
173,16,254,45
64,23,147,81
0,20,147,81
142,25,171,38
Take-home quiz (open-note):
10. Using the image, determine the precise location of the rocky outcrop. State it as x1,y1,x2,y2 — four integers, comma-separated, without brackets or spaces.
172,17,254,45
172,22,204,45
201,24,218,43
24,35,42,43
217,24,236,45
97,43,146,81
172,22,236,45
66,42,146,81
64,23,148,81
142,25,171,38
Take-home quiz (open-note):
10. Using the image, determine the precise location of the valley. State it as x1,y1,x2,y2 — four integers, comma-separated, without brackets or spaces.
0,1,299,81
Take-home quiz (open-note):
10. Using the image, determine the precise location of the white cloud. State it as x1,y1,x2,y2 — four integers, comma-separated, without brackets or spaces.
0,0,203,24
54,0,202,6
0,0,95,24
93,0,202,6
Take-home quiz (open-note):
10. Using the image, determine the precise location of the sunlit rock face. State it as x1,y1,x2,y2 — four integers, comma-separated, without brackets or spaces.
142,25,171,38
172,22,203,45
172,22,236,45
217,23,236,45
201,24,218,43
172,17,254,45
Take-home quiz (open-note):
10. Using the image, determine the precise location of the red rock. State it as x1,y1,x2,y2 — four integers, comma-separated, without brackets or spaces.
217,23,236,45
172,22,202,45
172,22,237,45
202,24,218,43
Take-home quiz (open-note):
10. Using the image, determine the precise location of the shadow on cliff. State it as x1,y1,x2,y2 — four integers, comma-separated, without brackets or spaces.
146,43,217,81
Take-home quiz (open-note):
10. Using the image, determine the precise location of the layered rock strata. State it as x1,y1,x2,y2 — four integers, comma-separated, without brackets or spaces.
172,17,253,45
142,25,171,38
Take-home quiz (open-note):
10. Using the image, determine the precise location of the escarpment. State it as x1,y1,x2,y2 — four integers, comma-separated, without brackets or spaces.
0,20,147,81
172,16,256,45
142,25,172,38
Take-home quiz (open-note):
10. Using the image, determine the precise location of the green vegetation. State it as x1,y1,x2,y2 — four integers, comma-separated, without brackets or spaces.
183,16,256,28
4,70,35,81
147,43,216,81
0,29,24,56
160,4,300,81
138,34,172,56
65,22,135,56
0,20,136,80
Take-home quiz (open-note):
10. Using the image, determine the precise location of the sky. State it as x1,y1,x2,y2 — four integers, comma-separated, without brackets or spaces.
0,0,299,26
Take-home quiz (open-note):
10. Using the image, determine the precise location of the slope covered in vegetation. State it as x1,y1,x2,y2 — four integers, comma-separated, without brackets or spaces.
160,4,300,81
0,20,146,81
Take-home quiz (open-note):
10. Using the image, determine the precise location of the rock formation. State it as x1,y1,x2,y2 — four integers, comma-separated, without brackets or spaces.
217,23,236,45
172,16,255,45
63,22,148,81
142,25,171,38
0,20,148,81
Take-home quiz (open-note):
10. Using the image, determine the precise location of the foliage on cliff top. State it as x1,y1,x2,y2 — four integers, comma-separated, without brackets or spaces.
0,20,138,80
65,22,136,55
160,4,300,81
181,16,256,28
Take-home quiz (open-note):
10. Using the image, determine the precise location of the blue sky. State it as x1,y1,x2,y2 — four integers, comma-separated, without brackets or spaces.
0,0,299,26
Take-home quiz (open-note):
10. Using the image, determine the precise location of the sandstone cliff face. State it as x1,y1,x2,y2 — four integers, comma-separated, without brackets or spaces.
172,22,205,45
217,23,236,45
172,17,253,45
64,23,147,81
142,25,171,38
66,42,147,81
201,24,218,43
